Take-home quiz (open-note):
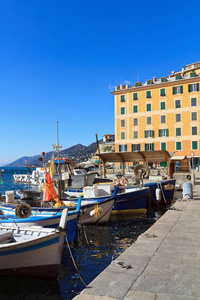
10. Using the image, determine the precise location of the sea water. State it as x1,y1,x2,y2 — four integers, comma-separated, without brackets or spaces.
0,167,179,300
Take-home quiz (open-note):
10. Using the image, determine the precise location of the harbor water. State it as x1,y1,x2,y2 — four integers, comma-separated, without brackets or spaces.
0,168,181,300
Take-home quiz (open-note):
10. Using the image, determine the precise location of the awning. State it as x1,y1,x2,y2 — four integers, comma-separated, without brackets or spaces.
95,150,171,163
170,156,186,161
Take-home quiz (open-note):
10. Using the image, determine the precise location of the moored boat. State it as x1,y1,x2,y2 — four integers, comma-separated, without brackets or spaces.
0,208,68,278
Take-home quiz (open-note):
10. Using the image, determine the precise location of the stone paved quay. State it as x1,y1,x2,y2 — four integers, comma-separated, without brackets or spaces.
74,176,200,300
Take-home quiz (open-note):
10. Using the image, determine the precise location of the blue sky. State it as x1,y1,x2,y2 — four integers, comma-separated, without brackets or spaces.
0,0,199,165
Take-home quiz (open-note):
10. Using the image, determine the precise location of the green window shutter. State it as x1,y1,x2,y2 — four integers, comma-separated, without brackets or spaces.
160,89,165,96
159,129,161,137
190,72,195,78
166,129,169,137
135,82,138,87
133,93,138,100
145,144,147,151
146,91,151,98
120,95,125,102
145,130,147,138
147,103,151,111
176,75,179,80
119,145,121,152
176,142,181,150
180,86,183,94
188,84,191,93
161,102,165,110
133,105,137,113
197,83,199,91
152,143,154,151
192,141,197,150
121,107,125,114
172,87,175,95
161,142,166,150
131,144,133,152
138,144,140,151
125,145,127,151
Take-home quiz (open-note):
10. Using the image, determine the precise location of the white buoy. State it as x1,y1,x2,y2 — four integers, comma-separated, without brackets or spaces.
156,186,161,201
59,208,68,231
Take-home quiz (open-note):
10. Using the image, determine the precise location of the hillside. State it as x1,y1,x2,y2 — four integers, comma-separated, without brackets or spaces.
5,141,100,167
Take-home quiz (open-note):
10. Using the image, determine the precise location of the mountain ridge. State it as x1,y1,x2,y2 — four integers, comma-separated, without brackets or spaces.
4,141,99,167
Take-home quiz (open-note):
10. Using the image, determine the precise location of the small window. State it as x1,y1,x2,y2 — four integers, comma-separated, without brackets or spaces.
176,75,180,80
191,112,197,121
146,91,151,98
146,116,151,125
120,95,125,102
121,132,125,139
145,130,154,138
190,72,195,78
133,131,138,139
133,93,138,100
173,86,183,95
160,102,165,110
188,83,199,93
192,141,198,150
119,144,127,152
146,103,151,111
175,114,181,122
191,98,197,106
160,88,165,97
121,107,125,114
133,105,138,113
145,143,154,151
161,115,166,124
176,128,181,136
121,119,125,127
175,99,181,108
161,142,166,150
133,118,138,126
132,144,140,151
192,126,197,135
176,142,182,150
159,129,169,137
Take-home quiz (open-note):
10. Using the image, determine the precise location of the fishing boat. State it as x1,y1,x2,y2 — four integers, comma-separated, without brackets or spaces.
0,208,68,278
0,196,82,243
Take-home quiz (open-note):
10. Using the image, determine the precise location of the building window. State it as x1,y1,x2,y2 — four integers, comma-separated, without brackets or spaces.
133,105,138,113
120,95,125,102
121,132,125,139
119,144,127,152
161,115,166,123
132,144,140,151
145,143,154,151
192,141,198,150
146,103,151,111
158,129,169,137
175,99,181,108
160,88,165,97
161,142,166,150
133,93,138,100
175,114,181,122
146,116,151,125
147,80,151,85
192,126,197,135
161,77,166,83
191,112,197,121
176,75,181,80
133,131,138,139
160,102,165,110
191,98,197,106
145,130,154,138
190,72,195,78
146,91,151,98
188,83,199,93
121,119,125,127
133,118,138,126
121,107,125,114
176,142,182,150
176,128,181,136
173,86,183,95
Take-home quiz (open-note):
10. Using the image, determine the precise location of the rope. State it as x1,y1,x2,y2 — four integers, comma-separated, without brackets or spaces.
64,233,87,287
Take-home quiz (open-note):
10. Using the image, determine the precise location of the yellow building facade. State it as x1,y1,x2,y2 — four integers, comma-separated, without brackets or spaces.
112,62,200,167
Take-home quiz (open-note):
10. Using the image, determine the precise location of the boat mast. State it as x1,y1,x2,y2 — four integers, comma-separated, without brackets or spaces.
57,121,62,199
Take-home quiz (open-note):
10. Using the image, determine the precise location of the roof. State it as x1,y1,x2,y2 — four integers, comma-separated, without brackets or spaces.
95,150,171,163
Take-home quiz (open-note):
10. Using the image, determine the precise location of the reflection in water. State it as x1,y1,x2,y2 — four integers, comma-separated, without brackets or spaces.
58,210,163,299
